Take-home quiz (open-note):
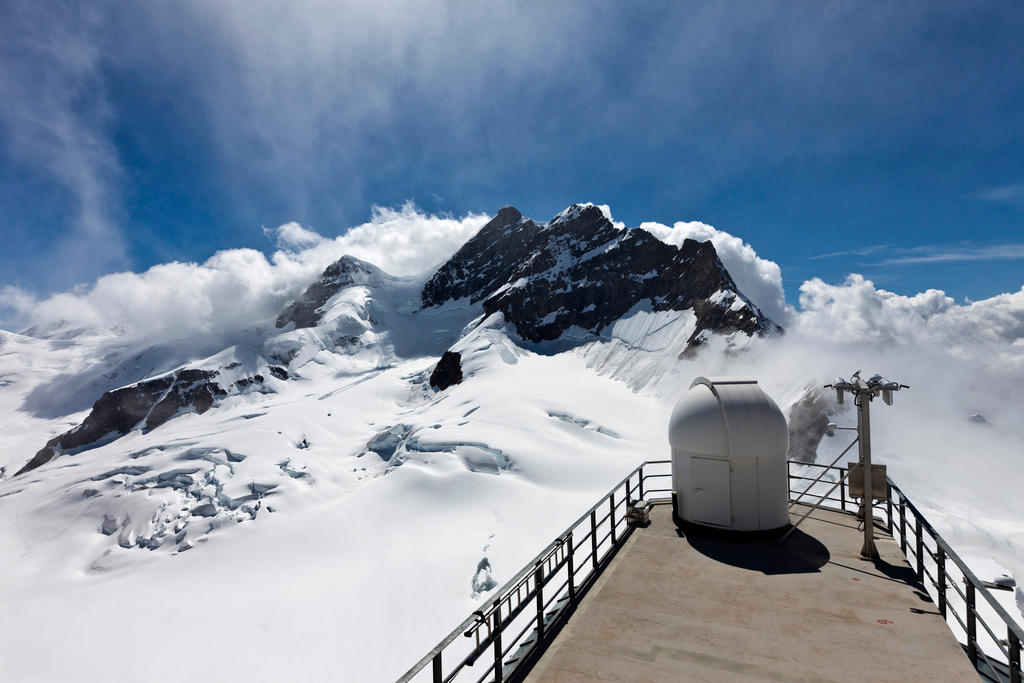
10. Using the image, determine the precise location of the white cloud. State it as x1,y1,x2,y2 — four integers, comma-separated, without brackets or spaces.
327,202,489,276
639,219,793,326
2,204,489,340
265,222,325,251
794,274,1024,367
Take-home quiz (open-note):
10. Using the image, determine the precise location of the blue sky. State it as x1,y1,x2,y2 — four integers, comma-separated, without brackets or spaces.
2,1,1023,316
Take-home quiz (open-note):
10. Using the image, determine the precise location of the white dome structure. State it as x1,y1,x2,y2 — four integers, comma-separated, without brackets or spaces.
669,377,790,532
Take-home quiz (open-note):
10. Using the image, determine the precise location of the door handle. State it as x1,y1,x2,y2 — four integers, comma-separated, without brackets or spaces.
693,487,704,492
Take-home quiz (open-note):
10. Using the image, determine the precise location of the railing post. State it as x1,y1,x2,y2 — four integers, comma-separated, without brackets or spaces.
1009,628,1021,683
840,466,847,512
610,493,617,545
966,581,977,667
493,609,503,683
937,547,946,618
567,531,576,602
535,565,545,642
638,466,644,501
886,484,893,535
432,652,442,683
915,516,924,583
899,498,906,555
590,510,598,570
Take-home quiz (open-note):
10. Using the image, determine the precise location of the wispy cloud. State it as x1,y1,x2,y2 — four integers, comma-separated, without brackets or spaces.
812,241,1024,266
966,183,1024,206
875,243,1024,266
809,244,891,260
0,3,127,284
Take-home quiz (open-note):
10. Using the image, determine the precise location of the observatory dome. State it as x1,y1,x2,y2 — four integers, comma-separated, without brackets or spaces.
668,377,789,532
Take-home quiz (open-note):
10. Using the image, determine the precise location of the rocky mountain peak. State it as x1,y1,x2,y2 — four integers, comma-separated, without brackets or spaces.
276,256,377,329
423,203,781,348
421,206,544,307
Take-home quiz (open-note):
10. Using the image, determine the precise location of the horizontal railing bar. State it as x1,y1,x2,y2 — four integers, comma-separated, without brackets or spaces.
790,461,846,470
789,474,844,482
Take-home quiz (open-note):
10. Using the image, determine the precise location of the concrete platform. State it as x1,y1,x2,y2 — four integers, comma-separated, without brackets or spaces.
527,503,977,682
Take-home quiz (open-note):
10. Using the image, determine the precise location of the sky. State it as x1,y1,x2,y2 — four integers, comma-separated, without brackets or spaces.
2,1,1024,327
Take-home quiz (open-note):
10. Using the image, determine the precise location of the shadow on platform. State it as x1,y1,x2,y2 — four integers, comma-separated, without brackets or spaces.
679,525,831,575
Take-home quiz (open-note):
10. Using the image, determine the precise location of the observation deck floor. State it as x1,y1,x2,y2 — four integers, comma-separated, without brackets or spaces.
527,502,976,682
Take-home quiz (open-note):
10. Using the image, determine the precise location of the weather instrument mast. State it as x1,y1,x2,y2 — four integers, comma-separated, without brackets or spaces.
826,372,909,560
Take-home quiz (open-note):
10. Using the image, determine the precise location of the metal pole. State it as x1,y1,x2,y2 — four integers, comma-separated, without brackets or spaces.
638,465,644,501
858,391,879,561
534,565,545,641
590,510,598,570
899,498,906,555
432,652,442,683
1009,629,1021,683
966,581,978,667
493,610,503,683
610,493,616,545
567,531,576,602
840,467,847,511
937,547,947,618
915,517,924,583
886,484,893,536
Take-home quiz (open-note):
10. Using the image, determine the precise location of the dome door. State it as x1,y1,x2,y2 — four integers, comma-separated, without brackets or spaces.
691,456,731,527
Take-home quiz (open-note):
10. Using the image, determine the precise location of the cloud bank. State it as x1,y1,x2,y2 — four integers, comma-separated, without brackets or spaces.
796,275,1024,366
4,203,1023,374
1,204,487,341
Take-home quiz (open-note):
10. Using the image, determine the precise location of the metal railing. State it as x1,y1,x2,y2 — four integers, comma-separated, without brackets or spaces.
788,460,1024,683
398,459,673,683
402,459,1023,683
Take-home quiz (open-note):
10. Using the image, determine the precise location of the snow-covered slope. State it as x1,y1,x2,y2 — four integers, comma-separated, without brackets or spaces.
1,202,1022,681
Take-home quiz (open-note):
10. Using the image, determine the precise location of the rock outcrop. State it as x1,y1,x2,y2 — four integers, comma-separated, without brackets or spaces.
277,256,377,329
422,204,780,348
16,368,266,475
429,351,463,390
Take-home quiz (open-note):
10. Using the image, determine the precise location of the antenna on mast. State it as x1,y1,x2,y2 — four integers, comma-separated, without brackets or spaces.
824,373,909,561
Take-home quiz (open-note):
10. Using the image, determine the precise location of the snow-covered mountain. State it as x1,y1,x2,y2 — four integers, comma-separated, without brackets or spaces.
14,203,777,480
1,202,1022,682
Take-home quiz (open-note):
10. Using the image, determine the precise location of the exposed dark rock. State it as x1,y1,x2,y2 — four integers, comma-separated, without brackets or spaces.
422,204,780,348
16,368,241,476
787,387,834,463
276,256,375,329
235,375,265,390
422,206,541,307
268,365,289,380
429,351,463,390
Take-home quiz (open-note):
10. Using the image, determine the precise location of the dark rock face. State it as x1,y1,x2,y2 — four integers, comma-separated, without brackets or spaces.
422,204,780,347
276,256,374,329
787,388,834,463
429,351,463,390
422,206,541,306
16,368,264,476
